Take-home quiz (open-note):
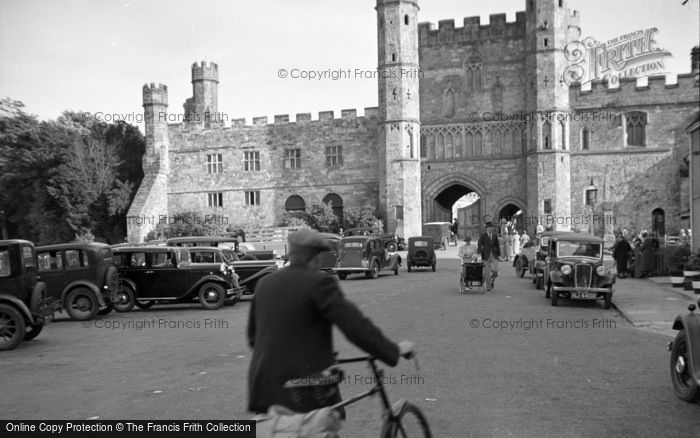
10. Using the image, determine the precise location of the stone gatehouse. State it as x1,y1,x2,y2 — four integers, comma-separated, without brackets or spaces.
127,0,700,244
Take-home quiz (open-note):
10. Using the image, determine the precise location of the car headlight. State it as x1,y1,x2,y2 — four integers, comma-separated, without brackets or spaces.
361,259,369,268
596,265,607,276
560,265,572,275
220,263,227,274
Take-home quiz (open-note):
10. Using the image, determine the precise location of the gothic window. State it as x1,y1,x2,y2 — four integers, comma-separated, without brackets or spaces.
512,129,520,155
491,76,504,114
544,199,552,214
428,135,436,160
407,127,415,158
581,128,592,150
464,54,483,92
285,195,306,212
245,191,260,206
283,148,301,169
323,193,344,224
244,151,260,171
465,131,473,156
207,192,223,207
493,129,502,155
420,135,427,158
443,89,456,118
626,111,647,146
542,119,552,149
454,133,462,158
474,131,483,156
206,154,223,174
484,130,493,156
504,129,512,155
445,133,453,159
404,14,409,25
437,134,445,160
325,145,343,167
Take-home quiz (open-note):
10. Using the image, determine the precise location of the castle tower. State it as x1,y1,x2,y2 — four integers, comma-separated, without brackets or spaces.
376,0,422,238
525,0,579,232
183,61,220,126
126,83,170,242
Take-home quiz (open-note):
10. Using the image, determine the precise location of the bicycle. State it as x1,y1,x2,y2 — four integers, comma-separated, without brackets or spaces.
284,353,432,437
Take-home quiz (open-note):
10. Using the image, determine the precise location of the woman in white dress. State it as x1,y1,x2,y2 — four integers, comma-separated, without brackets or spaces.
511,231,520,260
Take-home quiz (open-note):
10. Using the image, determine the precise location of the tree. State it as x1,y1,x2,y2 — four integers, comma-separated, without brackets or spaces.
308,202,339,232
280,211,311,228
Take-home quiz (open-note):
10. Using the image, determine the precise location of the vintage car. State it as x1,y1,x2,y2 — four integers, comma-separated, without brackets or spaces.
342,228,405,252
422,222,452,250
36,243,119,320
112,246,241,311
668,297,700,402
317,233,341,271
531,231,564,289
0,240,52,350
406,236,436,272
334,236,401,280
165,236,276,260
513,241,536,278
185,246,278,295
540,232,615,308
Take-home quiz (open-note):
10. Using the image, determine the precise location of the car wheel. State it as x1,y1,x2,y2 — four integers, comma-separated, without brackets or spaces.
65,288,99,321
337,272,347,280
369,261,379,279
536,276,544,290
24,322,44,341
0,304,26,351
394,264,399,275
97,303,114,316
515,258,525,278
135,300,155,310
386,242,398,253
198,282,226,310
431,263,436,272
114,283,135,313
670,330,700,402
603,290,612,309
545,280,551,298
550,286,558,306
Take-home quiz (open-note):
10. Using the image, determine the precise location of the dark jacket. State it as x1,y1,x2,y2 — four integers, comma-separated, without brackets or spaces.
477,231,500,260
247,264,400,413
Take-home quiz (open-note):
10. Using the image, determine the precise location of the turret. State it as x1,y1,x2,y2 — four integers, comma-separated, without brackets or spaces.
142,83,169,174
183,61,220,127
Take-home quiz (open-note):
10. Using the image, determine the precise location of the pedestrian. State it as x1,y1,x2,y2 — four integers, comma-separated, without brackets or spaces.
477,222,500,291
499,219,508,261
520,230,530,247
612,234,631,278
511,231,521,259
504,231,512,261
247,230,414,415
638,232,655,278
458,236,478,291
451,217,459,246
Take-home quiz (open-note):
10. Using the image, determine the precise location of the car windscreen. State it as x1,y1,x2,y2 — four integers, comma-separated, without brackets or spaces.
413,241,429,247
557,241,602,258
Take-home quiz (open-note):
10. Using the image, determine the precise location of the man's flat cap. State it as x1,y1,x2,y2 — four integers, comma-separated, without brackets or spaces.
288,230,332,252
485,221,495,228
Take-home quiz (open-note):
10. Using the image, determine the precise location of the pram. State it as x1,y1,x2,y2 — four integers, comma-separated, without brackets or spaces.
460,261,485,294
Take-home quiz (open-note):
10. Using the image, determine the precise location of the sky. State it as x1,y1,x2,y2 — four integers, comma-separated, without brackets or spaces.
1,0,698,127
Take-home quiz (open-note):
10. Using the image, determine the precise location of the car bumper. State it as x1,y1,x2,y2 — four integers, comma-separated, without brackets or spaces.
552,286,612,296
333,268,369,273
226,287,243,300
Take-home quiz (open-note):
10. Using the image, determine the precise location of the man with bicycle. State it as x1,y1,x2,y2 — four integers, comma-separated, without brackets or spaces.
247,229,415,415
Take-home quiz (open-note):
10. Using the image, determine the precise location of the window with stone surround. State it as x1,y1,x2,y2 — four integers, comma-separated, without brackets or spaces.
285,195,305,212
244,151,260,171
245,191,260,206
625,112,647,146
581,128,592,150
542,120,551,149
207,192,223,208
544,199,552,214
206,154,223,174
420,135,427,158
464,64,482,92
284,148,301,169
325,146,343,167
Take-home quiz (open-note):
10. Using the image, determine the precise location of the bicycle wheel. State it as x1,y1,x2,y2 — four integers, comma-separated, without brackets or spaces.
384,402,432,438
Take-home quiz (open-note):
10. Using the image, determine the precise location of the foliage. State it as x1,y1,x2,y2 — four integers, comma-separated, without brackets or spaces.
309,202,339,232
74,231,95,243
343,205,383,233
682,249,700,271
280,211,311,228
662,243,691,274
144,210,228,241
0,99,145,244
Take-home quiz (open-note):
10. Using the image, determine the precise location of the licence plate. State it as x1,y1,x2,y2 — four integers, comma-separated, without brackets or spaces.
571,291,596,299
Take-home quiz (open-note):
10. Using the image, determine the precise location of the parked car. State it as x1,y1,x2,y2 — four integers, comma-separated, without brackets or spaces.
334,236,401,280
342,228,404,252
0,240,53,350
513,242,536,278
318,233,341,271
406,236,436,272
532,231,563,289
185,246,278,295
422,222,452,250
165,236,276,260
112,246,240,311
541,232,615,308
668,297,700,402
36,243,118,320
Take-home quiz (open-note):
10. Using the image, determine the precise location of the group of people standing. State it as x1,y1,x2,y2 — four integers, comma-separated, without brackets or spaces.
612,230,660,278
497,219,530,262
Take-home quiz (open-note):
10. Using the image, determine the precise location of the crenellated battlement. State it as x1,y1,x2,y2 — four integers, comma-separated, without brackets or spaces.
569,74,700,107
418,11,526,45
192,60,219,82
142,83,168,106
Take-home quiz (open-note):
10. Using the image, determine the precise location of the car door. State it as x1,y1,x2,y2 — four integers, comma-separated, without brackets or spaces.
63,249,91,289
37,250,66,300
143,251,187,299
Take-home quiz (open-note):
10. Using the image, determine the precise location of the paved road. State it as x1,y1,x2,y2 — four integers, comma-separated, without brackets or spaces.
2,248,699,437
